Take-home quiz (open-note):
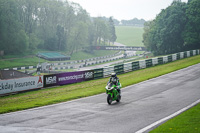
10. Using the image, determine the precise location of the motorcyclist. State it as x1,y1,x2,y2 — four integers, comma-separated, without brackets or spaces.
108,73,121,94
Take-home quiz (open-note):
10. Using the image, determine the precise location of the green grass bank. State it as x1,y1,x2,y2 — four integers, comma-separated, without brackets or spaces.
0,55,200,114
115,26,144,46
70,50,117,60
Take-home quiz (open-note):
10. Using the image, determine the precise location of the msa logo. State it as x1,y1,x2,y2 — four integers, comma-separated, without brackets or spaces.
46,76,57,85
85,72,93,79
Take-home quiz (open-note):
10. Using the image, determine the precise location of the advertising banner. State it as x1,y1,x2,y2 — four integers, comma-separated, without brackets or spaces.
90,46,146,51
43,74,57,87
0,76,43,95
44,70,94,87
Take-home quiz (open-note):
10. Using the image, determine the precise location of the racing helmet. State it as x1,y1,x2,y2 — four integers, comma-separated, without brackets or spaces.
111,73,116,77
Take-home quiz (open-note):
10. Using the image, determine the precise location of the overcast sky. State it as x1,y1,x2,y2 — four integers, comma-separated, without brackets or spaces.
69,0,188,21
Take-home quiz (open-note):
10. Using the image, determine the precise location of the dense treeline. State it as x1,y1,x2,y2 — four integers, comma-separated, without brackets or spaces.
143,0,200,56
121,18,146,26
112,18,146,26
0,0,116,55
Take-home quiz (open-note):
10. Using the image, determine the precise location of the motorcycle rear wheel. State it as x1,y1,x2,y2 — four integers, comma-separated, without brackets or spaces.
107,94,112,105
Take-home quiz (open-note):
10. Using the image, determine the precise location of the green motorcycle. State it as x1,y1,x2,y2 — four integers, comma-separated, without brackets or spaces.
105,82,122,105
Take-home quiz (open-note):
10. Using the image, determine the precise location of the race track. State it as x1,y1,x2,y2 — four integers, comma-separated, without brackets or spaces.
0,63,200,133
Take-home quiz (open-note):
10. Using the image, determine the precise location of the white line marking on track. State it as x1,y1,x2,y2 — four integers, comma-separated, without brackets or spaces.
135,99,200,133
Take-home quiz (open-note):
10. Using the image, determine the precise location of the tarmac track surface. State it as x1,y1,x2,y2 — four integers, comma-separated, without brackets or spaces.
0,63,200,133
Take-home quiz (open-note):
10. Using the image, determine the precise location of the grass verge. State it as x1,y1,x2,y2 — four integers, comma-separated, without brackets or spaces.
116,26,144,46
70,50,117,60
150,103,200,133
0,55,200,114
0,57,46,69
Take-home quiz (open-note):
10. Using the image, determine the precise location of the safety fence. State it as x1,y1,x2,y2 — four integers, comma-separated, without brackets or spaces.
3,66,37,71
94,49,199,78
0,49,199,95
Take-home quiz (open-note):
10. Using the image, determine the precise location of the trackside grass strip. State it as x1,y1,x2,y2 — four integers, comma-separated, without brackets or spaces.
150,103,200,133
0,55,200,114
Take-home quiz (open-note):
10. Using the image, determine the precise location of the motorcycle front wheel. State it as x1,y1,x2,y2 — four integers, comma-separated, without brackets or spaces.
107,94,112,105
116,94,121,102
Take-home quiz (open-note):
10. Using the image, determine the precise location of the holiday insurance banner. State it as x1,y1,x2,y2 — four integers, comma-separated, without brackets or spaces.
0,76,43,95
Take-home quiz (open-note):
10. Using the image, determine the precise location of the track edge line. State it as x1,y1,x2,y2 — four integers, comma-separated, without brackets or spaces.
135,99,200,133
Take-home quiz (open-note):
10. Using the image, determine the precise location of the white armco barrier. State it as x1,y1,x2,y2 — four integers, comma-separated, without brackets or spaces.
124,62,132,72
163,56,168,63
172,54,177,61
0,76,43,95
180,52,184,59
139,60,146,69
152,58,158,66
103,66,114,77
187,51,190,57
193,50,196,56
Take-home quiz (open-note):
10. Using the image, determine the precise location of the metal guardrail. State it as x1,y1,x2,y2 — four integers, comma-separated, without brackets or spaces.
93,49,200,80
103,66,114,78
132,61,139,71
168,55,172,62
152,58,158,66
114,64,124,74
3,66,37,71
146,59,152,68
124,62,132,73
158,57,163,64
94,68,104,79
180,52,184,59
172,54,177,61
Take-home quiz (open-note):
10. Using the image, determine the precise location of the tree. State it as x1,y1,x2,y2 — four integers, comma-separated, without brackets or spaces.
143,1,187,55
0,0,117,55
121,18,146,26
0,0,28,54
92,17,116,46
56,25,66,51
28,33,40,53
108,17,117,44
69,21,88,55
182,0,200,50
143,21,158,55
